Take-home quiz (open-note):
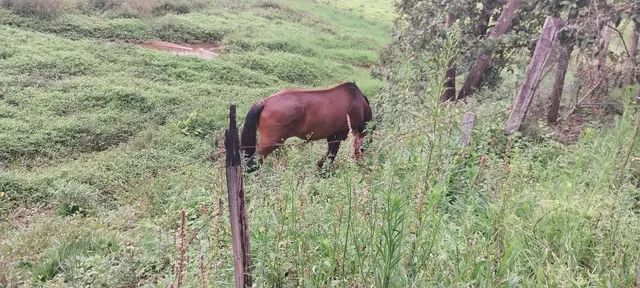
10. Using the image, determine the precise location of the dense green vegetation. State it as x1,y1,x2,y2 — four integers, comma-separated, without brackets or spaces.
1,0,639,287
0,0,388,285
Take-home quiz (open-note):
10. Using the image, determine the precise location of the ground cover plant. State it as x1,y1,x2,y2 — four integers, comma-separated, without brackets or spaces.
1,0,640,287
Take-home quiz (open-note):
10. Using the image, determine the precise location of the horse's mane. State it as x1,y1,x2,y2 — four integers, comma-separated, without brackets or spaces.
340,82,370,104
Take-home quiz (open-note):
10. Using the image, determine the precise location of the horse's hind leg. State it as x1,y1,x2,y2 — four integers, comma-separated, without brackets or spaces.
257,135,286,167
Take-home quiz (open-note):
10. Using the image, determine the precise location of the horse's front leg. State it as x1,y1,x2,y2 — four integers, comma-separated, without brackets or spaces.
327,141,341,164
317,137,342,169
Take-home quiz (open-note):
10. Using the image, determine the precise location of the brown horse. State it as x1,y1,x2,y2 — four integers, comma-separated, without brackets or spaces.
240,82,373,172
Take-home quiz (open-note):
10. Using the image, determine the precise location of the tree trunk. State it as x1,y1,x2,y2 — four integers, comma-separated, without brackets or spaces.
506,16,564,134
473,3,490,37
458,0,520,99
442,13,457,101
547,9,578,123
623,18,640,86
460,112,476,146
594,21,613,85
547,44,574,123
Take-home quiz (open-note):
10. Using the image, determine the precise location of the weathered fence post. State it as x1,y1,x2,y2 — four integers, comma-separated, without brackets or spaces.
460,112,476,146
505,16,564,134
224,105,252,288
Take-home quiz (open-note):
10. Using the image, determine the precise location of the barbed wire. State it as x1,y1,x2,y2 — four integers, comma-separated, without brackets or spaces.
164,102,615,275
135,104,541,192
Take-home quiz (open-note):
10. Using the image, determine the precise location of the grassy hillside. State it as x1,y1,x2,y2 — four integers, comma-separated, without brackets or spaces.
0,0,391,286
2,0,640,287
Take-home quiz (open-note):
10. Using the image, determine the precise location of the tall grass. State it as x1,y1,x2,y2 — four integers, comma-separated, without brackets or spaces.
0,0,388,286
2,0,640,286
238,94,639,287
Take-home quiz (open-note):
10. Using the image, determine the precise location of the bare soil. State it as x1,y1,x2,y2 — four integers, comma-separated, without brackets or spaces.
139,40,222,59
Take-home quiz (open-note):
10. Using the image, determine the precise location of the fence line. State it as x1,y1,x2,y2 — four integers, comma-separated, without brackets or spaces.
157,105,517,287
136,106,509,213
137,107,509,184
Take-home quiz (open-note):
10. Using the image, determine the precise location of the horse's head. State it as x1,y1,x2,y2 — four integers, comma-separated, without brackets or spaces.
356,94,374,157
354,121,375,158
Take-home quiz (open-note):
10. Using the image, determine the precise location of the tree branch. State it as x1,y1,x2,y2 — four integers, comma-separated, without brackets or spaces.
605,23,630,58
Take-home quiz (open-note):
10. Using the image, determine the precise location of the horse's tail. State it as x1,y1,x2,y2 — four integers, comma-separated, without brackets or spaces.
241,103,265,171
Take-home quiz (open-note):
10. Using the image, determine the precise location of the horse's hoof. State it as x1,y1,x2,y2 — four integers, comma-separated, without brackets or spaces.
245,165,259,174
317,168,331,178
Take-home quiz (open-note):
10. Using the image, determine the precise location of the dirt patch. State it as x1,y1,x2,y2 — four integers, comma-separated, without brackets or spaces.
140,40,221,59
8,203,54,230
355,63,373,69
552,112,584,144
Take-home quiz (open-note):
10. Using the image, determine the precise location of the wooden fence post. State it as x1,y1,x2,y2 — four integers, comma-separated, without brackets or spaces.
460,112,476,146
505,16,564,134
224,105,252,288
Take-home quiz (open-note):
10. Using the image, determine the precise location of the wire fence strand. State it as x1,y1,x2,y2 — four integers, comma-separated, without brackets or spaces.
136,106,514,190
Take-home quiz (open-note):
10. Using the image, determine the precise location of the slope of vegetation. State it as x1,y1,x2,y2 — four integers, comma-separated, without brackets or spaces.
1,0,640,287
0,0,388,286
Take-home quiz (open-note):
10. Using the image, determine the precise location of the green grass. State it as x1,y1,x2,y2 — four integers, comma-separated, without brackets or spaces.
321,0,396,23
2,0,640,287
0,0,389,286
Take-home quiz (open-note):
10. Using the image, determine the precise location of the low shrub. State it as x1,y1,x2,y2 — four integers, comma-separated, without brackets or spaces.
253,0,283,10
228,52,337,85
1,0,62,17
152,14,226,42
30,233,119,282
0,174,51,216
91,0,210,17
51,180,102,217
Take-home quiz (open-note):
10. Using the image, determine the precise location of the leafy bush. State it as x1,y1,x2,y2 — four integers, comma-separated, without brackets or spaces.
118,0,156,17
0,174,51,215
254,0,282,10
174,111,223,139
51,180,102,216
153,0,208,15
1,0,62,17
153,14,226,42
30,233,118,282
89,0,210,17
228,52,335,85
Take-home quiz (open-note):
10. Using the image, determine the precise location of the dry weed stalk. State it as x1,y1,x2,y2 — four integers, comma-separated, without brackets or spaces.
172,209,188,288
198,254,207,288
213,198,223,237
503,138,513,175
346,114,366,160
471,155,489,188
197,203,209,288
209,198,224,283
346,114,355,160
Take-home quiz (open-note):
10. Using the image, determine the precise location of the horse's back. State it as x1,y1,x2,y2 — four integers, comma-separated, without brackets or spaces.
258,83,369,140
259,93,306,125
